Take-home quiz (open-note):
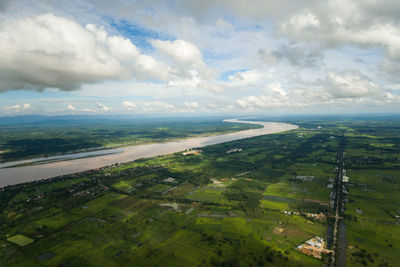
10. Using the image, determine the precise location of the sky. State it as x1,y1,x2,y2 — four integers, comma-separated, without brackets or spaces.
1,0,400,116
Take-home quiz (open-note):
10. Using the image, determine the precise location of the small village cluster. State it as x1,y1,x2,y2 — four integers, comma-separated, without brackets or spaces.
296,236,332,259
282,210,327,221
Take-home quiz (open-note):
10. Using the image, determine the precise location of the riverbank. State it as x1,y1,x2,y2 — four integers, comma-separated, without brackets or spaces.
0,120,261,165
0,119,298,187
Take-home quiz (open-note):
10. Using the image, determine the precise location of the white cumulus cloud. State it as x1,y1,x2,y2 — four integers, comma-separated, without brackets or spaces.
327,71,380,98
96,102,109,111
4,103,30,111
142,101,176,113
123,101,137,110
184,101,199,109
151,39,214,79
0,13,174,92
67,104,77,111
228,70,265,87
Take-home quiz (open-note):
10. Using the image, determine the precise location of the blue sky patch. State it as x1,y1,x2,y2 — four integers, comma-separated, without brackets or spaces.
220,69,249,81
109,18,175,52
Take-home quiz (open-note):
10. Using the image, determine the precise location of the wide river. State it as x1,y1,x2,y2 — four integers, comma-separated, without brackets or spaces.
0,119,297,187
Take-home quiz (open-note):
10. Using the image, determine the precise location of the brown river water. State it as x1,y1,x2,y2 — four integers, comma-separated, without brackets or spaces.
0,119,298,187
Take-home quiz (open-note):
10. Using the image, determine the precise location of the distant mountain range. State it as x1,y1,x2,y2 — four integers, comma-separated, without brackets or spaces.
0,114,232,126
0,115,115,126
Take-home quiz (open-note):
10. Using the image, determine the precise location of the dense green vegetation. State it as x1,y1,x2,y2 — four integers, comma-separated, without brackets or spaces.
340,123,400,266
0,116,399,266
0,117,259,163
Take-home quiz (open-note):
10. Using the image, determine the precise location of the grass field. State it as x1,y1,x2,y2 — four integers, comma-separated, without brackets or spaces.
6,234,34,247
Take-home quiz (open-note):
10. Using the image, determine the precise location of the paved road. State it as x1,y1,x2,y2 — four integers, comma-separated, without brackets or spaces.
330,137,347,267
337,220,347,266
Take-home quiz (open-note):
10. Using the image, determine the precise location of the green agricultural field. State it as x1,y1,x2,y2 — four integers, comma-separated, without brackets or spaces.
343,130,400,266
148,184,171,193
6,234,34,247
1,117,399,266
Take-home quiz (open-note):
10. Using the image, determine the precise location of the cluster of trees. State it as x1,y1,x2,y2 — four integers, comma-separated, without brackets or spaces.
223,179,266,212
